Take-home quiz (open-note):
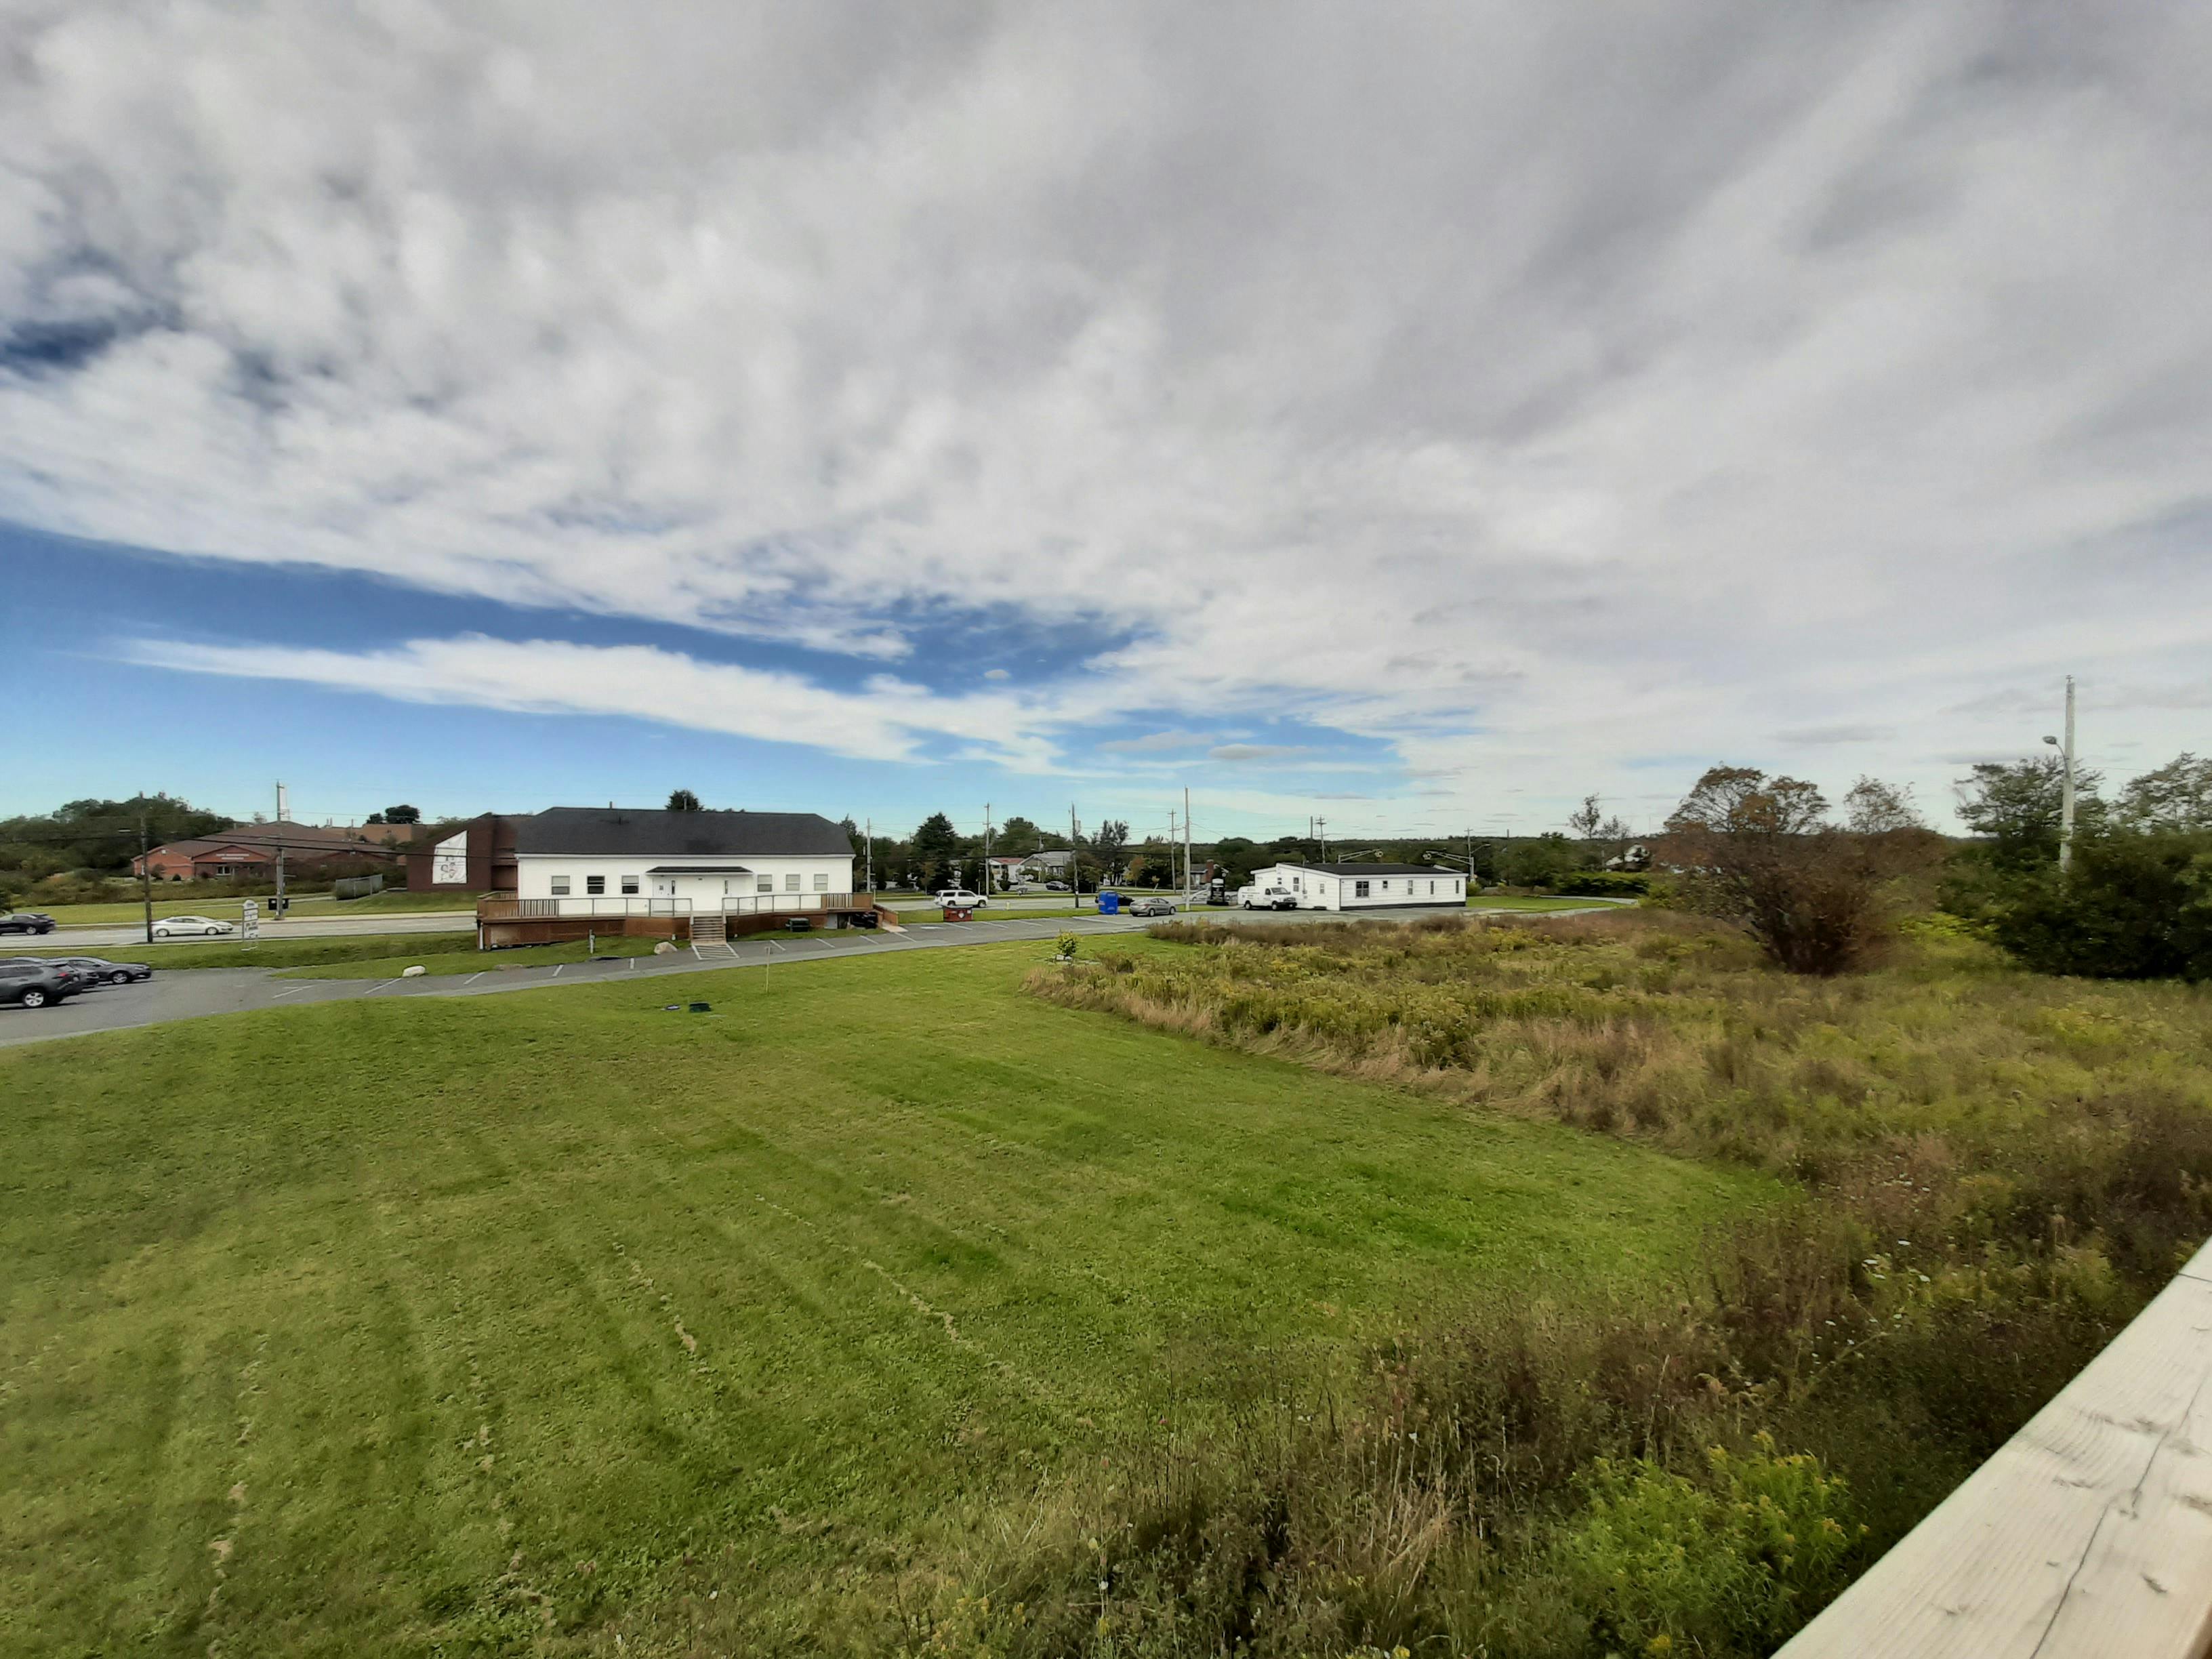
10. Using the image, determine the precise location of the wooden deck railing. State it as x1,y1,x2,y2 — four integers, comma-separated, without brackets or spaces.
476,893,869,922
476,897,692,920
1778,1237,2212,1658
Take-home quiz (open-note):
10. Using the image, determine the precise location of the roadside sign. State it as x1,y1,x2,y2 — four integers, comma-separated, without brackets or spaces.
241,899,260,941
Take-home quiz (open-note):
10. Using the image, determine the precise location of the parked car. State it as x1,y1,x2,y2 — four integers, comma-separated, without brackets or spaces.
1235,886,1300,911
150,915,235,939
0,912,56,935
34,956,154,986
1127,896,1178,918
0,960,89,1008
933,889,989,908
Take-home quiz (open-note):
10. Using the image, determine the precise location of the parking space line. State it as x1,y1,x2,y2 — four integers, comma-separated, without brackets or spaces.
359,978,402,996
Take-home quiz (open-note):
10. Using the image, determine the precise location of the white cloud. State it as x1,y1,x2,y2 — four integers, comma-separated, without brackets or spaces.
5,4,2212,827
123,633,1059,766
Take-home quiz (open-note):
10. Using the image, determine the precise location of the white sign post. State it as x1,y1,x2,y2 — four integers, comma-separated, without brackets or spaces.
241,899,260,943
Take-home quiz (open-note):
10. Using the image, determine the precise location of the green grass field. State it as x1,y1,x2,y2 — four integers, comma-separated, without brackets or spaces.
25,888,474,927
276,935,665,978
0,939,1762,1654
8,933,490,972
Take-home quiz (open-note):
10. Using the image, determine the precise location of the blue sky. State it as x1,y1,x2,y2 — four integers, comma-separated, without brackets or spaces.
1,521,1413,840
4,5,2210,840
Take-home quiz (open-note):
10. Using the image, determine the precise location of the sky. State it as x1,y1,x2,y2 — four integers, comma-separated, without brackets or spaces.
3,2,2209,845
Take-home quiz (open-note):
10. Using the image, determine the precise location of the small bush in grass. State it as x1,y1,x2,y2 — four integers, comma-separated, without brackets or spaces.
1552,1437,1862,1656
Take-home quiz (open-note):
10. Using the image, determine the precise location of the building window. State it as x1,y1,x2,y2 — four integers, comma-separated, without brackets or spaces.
1355,879,1371,897
813,872,830,890
550,876,571,896
785,873,800,893
621,875,639,895
757,876,773,893
586,875,606,895
1428,879,1436,895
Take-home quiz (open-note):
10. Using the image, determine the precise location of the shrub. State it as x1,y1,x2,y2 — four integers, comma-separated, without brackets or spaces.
1551,1437,1862,1656
1984,832,2212,981
1555,870,1650,897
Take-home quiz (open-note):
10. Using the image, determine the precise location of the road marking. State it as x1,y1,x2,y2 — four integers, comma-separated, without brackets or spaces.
270,986,312,1000
463,972,484,985
553,964,565,977
360,978,402,996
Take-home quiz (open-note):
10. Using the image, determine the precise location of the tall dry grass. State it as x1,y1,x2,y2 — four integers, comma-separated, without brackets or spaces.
1034,912,2212,1286
912,909,2212,1656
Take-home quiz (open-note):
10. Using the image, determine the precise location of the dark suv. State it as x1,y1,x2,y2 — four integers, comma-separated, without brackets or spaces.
0,912,57,935
0,960,88,1008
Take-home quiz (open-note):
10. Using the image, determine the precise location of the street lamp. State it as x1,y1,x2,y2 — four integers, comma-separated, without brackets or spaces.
2042,674,2078,875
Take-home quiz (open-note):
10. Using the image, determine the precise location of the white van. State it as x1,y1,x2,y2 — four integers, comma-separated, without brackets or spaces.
1235,885,1299,911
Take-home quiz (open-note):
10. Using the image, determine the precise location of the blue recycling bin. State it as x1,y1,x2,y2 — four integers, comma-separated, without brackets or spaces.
1096,890,1120,916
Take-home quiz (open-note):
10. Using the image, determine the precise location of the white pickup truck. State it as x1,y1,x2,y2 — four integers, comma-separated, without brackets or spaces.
1235,885,1299,910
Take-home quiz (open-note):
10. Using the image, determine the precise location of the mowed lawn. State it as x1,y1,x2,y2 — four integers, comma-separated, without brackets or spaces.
0,940,1765,1654
24,889,475,928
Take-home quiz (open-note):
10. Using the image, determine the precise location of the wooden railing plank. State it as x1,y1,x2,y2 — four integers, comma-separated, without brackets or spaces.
1778,1246,2212,1658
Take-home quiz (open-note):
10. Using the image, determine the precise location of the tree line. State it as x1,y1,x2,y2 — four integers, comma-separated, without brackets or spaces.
1645,752,2212,980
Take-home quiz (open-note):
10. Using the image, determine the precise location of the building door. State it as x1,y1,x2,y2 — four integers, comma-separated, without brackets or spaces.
653,876,676,908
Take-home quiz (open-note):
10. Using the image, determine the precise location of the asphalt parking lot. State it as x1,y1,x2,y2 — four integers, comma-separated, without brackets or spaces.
0,903,1620,1050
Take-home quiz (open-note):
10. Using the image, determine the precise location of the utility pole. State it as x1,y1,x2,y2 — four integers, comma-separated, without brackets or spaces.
273,780,287,918
2047,675,2078,875
1168,806,1179,892
138,806,155,946
983,802,992,894
1315,817,1328,861
1183,785,1193,899
1069,804,1082,907
865,817,874,896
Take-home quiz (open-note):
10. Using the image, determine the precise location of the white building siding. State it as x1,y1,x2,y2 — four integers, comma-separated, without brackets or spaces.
516,853,854,914
1250,865,1464,912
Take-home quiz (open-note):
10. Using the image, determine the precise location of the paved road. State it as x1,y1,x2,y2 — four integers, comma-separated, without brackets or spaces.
1,903,1622,1051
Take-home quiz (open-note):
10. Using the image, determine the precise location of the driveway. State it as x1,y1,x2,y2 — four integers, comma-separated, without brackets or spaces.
0,903,1622,1050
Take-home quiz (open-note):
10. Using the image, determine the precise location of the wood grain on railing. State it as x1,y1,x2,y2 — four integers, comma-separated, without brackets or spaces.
1778,1239,2212,1658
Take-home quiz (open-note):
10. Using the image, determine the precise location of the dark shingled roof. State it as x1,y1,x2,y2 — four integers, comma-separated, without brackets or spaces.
1267,861,1456,877
514,808,852,859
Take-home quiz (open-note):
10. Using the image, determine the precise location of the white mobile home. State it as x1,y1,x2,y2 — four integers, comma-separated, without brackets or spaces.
1248,861,1465,912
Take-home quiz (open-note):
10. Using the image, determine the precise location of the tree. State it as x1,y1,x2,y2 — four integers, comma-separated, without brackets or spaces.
909,812,965,891
1092,819,1130,874
381,804,422,825
996,816,1044,857
1501,833,1577,889
1567,794,1603,842
665,790,703,813
365,812,386,825
1666,767,1829,836
1986,833,2212,981
1839,777,1924,835
1954,757,2104,869
2115,754,2212,834
1660,766,1938,975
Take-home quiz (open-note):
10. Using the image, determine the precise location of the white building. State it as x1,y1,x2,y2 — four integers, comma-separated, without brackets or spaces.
1248,861,1465,912
513,807,856,919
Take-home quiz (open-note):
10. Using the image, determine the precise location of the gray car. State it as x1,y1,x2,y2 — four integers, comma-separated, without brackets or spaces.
0,960,87,1008
36,956,154,987
1127,896,1178,918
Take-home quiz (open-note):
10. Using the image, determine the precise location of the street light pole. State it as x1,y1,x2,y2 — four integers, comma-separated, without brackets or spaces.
2045,675,2078,876
2060,675,2077,875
